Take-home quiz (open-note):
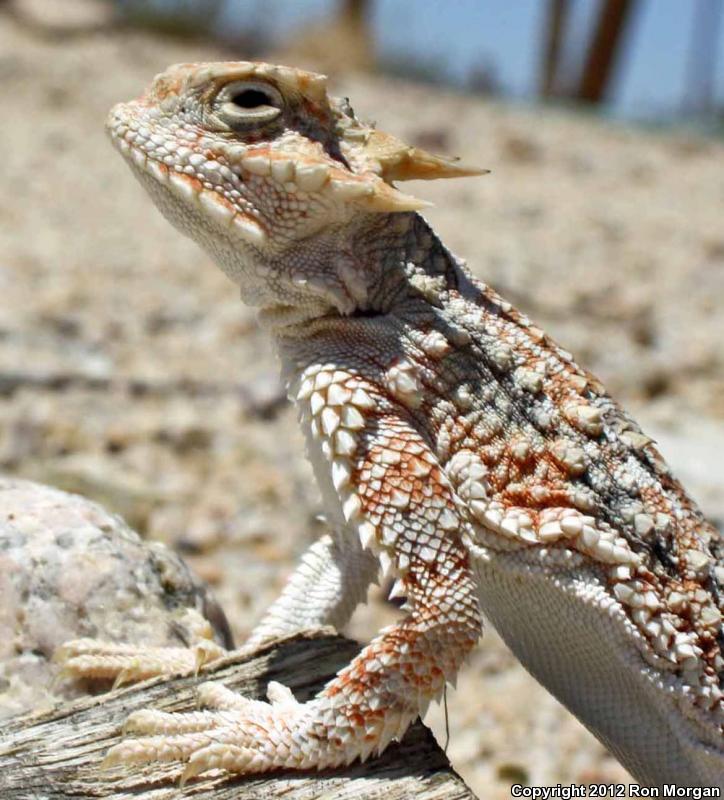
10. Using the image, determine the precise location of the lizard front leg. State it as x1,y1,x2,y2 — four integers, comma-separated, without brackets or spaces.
105,369,482,778
245,527,379,648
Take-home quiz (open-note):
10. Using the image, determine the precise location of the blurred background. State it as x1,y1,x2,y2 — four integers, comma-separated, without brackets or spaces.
0,1,722,796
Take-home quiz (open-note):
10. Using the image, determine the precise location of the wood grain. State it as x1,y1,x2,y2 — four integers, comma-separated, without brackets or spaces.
0,629,476,799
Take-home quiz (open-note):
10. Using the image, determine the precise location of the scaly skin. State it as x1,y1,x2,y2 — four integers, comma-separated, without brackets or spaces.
62,61,723,787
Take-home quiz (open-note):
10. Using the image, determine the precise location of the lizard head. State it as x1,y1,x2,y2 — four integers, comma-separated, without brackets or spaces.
107,61,484,316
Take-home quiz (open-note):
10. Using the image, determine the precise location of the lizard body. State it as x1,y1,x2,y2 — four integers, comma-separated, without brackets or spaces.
65,61,722,786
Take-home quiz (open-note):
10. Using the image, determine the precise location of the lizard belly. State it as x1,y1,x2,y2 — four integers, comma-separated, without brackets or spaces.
472,547,724,788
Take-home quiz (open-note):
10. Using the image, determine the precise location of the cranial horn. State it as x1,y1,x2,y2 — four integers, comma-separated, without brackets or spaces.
363,130,488,182
328,174,432,212
357,180,433,212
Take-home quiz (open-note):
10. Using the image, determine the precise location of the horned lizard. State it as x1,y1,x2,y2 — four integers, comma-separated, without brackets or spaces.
54,61,724,787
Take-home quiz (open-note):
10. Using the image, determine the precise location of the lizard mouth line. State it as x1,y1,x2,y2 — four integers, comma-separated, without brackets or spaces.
108,123,269,247
106,106,432,217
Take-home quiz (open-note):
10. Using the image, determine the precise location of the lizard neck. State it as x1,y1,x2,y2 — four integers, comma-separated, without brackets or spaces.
353,211,462,314
259,211,460,336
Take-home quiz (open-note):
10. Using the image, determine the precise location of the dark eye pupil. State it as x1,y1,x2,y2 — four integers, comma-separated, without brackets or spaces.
231,89,271,109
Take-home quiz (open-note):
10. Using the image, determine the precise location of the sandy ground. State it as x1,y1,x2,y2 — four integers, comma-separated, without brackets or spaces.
1,10,722,797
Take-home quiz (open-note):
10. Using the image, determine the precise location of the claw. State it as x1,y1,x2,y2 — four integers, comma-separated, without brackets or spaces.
266,681,297,707
112,668,133,690
179,756,207,787
49,666,72,692
192,640,225,673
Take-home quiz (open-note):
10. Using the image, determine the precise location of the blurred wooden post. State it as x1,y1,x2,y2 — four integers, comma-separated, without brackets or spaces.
540,0,570,98
339,0,374,70
280,0,374,73
684,0,723,115
341,0,368,30
577,0,638,104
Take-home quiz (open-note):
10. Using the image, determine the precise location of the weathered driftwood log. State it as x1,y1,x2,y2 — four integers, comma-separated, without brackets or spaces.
0,629,476,799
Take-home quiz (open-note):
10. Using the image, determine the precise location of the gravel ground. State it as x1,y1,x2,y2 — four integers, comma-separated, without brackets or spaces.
1,11,722,797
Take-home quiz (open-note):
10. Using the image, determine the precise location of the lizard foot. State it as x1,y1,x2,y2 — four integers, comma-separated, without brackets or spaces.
105,679,415,782
53,607,227,687
54,637,225,688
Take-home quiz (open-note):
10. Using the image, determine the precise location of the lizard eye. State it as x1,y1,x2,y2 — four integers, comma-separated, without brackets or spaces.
214,80,282,130
230,88,273,109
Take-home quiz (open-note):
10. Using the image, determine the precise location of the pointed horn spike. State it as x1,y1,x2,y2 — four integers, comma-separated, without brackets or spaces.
382,147,489,182
361,130,487,182
353,179,432,213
